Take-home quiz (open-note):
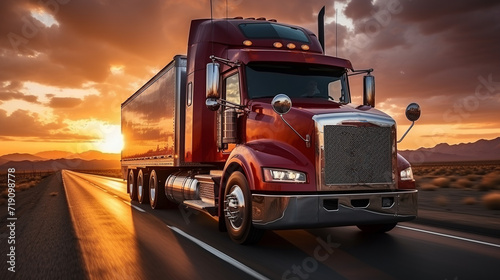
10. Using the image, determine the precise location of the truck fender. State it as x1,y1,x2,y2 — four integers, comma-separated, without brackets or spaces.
220,140,314,192
218,140,313,223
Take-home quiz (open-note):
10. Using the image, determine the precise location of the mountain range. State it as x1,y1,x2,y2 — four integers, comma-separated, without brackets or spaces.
0,150,120,172
399,137,500,164
1,137,499,172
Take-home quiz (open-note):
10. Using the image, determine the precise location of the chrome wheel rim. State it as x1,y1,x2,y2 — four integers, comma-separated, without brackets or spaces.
138,183,143,199
224,185,245,230
128,172,134,194
150,177,156,201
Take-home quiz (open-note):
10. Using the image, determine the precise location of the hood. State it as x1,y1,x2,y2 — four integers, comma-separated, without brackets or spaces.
249,98,392,120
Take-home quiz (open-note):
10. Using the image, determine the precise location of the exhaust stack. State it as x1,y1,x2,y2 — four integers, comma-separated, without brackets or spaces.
318,6,325,53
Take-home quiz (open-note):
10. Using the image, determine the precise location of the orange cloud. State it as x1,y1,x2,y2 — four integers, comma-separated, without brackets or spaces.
0,0,499,154
48,97,82,108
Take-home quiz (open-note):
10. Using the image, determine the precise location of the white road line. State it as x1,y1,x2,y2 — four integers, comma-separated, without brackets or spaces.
168,225,270,280
122,200,146,213
397,225,500,248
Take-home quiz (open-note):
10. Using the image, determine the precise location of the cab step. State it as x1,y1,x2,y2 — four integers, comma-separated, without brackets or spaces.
183,200,217,216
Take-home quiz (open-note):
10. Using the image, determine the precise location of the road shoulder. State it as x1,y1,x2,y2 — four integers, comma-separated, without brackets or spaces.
0,171,87,279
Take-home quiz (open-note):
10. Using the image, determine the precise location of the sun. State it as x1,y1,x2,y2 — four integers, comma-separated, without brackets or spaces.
95,125,124,154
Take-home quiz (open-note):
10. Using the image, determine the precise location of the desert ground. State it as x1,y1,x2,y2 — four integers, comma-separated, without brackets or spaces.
2,162,500,217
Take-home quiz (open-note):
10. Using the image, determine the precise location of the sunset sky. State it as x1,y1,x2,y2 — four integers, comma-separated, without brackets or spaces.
1,0,499,155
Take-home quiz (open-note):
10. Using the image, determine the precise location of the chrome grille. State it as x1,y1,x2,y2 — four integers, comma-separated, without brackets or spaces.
324,126,392,185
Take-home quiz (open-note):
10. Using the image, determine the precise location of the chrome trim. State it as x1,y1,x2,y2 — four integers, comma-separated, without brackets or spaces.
312,112,397,191
165,171,200,204
251,190,417,229
174,57,187,166
312,112,395,127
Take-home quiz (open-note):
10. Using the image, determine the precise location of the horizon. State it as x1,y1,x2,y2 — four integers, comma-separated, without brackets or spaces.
1,0,499,155
2,135,500,158
0,149,121,157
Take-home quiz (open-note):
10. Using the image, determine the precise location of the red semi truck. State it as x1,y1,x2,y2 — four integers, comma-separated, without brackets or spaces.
121,12,421,244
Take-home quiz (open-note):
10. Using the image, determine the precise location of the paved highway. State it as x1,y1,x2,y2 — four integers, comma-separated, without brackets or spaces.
6,170,498,279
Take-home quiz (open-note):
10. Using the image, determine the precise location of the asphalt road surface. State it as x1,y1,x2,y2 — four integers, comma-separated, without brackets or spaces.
2,170,499,279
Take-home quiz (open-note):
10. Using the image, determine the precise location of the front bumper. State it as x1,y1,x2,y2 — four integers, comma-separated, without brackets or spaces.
251,190,417,230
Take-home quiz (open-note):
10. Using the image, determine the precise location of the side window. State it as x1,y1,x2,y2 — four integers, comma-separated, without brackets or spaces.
328,78,343,102
225,73,241,105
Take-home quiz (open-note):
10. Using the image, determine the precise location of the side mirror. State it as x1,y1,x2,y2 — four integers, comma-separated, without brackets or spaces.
405,103,421,122
272,94,310,147
363,74,375,107
398,102,421,143
206,62,220,111
271,94,292,115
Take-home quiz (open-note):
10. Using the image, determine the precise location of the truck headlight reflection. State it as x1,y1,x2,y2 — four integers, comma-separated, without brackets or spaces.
263,168,307,183
400,167,414,181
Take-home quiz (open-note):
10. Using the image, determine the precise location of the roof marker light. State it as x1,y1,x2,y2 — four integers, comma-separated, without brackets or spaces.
243,40,253,46
273,42,283,48
287,43,296,49
301,44,310,51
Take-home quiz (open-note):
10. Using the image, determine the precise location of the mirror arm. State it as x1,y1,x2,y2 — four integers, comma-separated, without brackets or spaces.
348,68,373,76
215,98,249,112
279,114,311,147
209,55,241,67
397,121,415,143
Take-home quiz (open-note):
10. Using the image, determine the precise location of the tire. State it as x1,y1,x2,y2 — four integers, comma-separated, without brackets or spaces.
357,223,397,233
224,171,264,245
128,169,137,201
137,169,149,204
149,169,168,209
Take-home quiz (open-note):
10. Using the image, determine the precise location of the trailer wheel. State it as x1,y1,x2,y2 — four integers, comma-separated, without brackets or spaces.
128,169,137,201
149,169,168,209
357,223,397,233
224,171,264,245
137,169,149,204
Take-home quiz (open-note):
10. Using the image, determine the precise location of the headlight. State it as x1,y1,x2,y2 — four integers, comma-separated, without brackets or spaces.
400,167,414,181
263,168,307,183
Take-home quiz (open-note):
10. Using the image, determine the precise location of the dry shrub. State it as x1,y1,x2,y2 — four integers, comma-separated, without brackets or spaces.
462,197,477,205
432,168,447,176
456,178,474,189
432,177,451,188
466,174,480,181
482,192,500,210
419,183,438,191
17,181,37,191
478,172,500,191
434,196,449,207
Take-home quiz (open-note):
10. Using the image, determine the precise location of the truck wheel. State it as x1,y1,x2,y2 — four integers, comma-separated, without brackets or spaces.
357,223,397,233
137,169,149,204
149,169,168,209
128,169,137,201
224,171,264,245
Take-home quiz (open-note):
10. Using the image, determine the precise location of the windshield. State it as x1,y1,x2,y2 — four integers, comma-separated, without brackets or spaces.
245,63,350,103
